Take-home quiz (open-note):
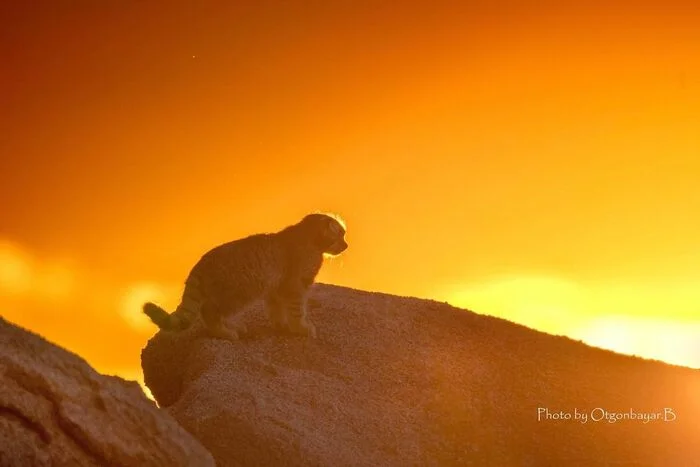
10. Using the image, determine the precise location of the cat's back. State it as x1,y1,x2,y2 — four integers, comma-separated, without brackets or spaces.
189,232,285,295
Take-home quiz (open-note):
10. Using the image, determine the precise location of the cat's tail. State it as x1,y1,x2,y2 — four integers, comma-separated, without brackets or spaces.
143,302,194,331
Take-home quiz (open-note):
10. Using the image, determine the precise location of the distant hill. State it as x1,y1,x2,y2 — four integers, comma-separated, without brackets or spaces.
142,284,700,467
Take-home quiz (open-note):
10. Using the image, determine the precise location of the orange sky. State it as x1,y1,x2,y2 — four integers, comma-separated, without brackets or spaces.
2,1,700,384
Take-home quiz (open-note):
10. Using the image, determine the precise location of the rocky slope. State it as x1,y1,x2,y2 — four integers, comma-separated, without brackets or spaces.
142,284,700,466
0,316,214,467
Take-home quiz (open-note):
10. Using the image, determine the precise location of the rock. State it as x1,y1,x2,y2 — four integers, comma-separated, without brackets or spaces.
142,284,700,466
0,316,215,467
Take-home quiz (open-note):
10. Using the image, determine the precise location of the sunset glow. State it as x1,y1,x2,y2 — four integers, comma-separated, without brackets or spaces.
2,1,699,387
119,282,180,333
443,276,700,368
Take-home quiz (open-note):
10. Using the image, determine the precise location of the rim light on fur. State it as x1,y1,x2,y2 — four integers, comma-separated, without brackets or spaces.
316,211,347,231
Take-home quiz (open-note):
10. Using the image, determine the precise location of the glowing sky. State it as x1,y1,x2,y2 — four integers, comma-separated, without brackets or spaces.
2,1,700,385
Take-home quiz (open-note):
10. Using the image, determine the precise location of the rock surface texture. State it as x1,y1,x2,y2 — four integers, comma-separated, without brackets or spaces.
0,316,215,467
142,284,700,467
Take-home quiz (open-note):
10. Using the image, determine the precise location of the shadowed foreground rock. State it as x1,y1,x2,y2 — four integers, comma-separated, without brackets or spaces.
0,317,214,467
142,284,700,466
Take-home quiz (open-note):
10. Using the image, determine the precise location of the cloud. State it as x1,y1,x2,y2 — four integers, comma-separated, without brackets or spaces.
440,274,700,369
0,237,179,332
0,240,77,302
119,282,181,332
0,241,34,296
442,275,589,333
575,317,700,369
0,238,174,390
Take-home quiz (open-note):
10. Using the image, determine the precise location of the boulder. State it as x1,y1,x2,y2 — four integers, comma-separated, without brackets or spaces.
142,284,700,466
0,316,215,467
